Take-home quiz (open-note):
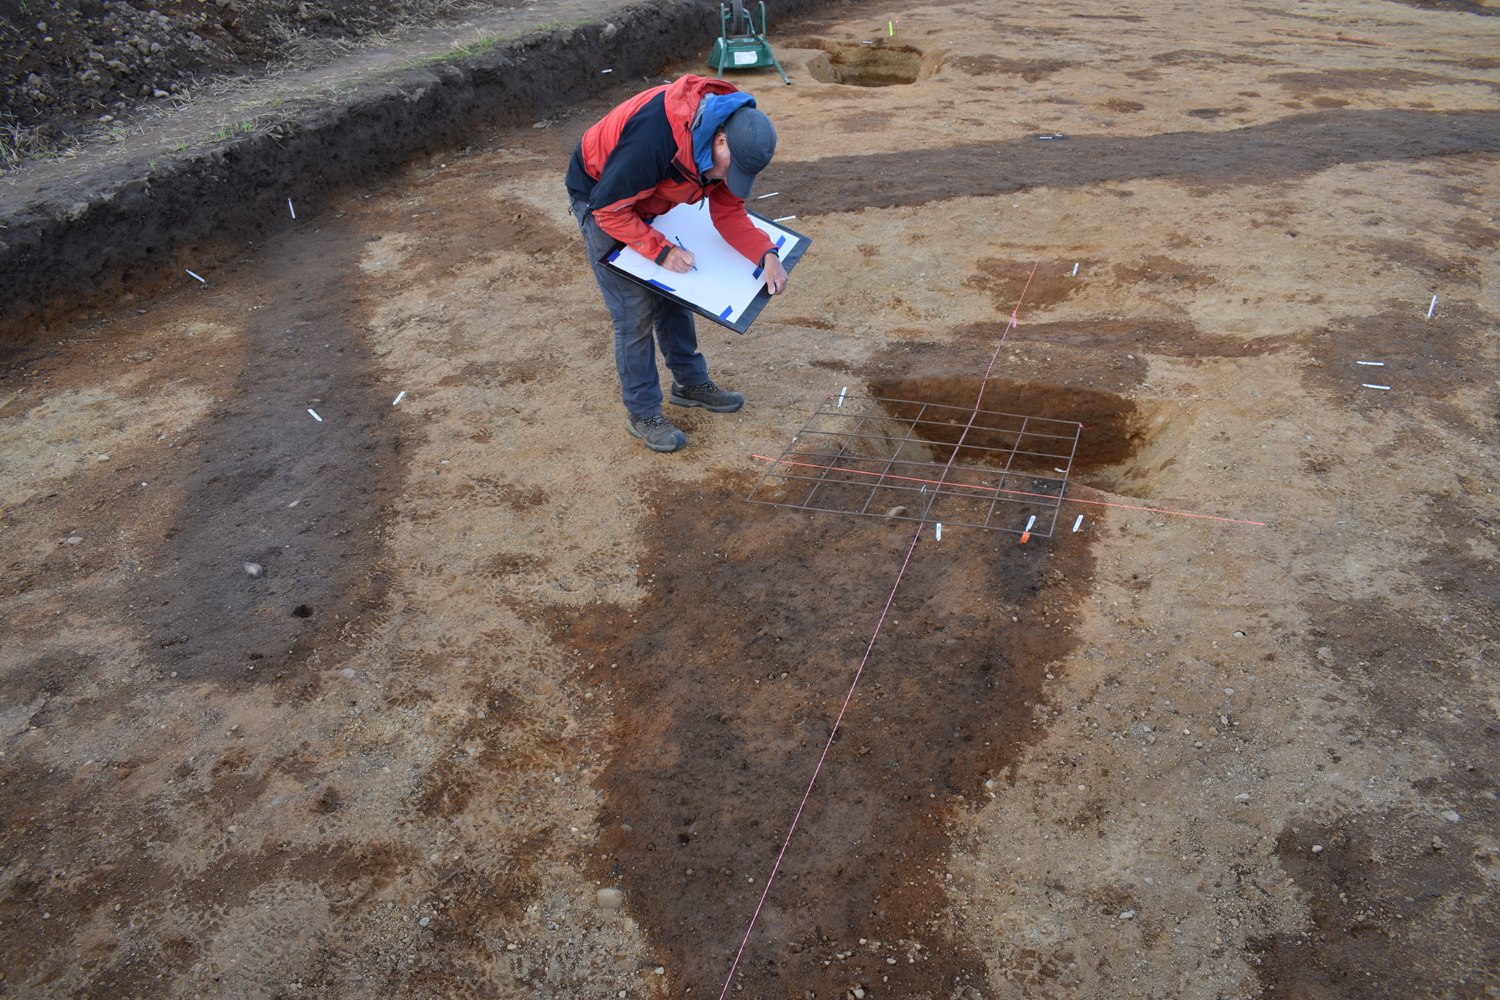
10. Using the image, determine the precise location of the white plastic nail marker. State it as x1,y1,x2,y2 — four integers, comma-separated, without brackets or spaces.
1356,361,1385,366
773,215,796,222
755,192,780,200
1426,294,1437,319
1362,384,1391,390
186,269,206,283
1025,515,1037,532
392,390,406,406
1071,262,1079,276
288,198,296,219
308,408,323,421
1073,514,1084,532
935,523,942,541
837,386,847,407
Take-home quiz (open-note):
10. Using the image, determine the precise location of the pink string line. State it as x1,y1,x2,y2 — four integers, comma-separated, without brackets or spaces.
715,519,924,1000
717,260,1044,998
975,258,1038,407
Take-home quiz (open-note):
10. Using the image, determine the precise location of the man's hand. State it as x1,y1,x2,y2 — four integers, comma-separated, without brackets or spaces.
762,253,789,295
662,246,696,273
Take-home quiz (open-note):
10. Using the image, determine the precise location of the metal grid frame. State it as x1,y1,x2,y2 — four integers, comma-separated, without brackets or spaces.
748,394,1081,538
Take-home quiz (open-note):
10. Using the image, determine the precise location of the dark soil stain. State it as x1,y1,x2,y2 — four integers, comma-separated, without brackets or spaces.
356,164,576,291
1267,67,1491,95
1446,217,1500,250
1442,55,1500,70
1253,805,1500,999
1386,0,1499,16
956,259,1289,359
963,257,1084,311
412,681,524,819
1305,596,1457,734
1015,317,1286,359
133,213,403,684
0,719,419,995
950,56,1070,82
0,756,177,994
1302,301,1495,435
552,470,1094,997
1266,528,1500,999
1416,493,1500,615
766,109,1500,213
1152,48,1275,68
1303,491,1500,740
1109,254,1218,292
0,649,88,710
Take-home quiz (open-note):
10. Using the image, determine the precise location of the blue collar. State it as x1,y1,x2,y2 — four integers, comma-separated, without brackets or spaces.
691,92,756,174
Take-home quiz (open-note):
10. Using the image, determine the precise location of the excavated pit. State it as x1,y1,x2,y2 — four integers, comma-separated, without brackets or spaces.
801,39,940,86
868,373,1196,501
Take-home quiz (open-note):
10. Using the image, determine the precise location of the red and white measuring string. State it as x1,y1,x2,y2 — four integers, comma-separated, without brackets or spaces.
716,260,1041,999
713,517,923,1000
748,454,1267,528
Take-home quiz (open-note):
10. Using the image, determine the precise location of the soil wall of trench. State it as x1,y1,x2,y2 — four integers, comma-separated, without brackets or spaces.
0,0,833,343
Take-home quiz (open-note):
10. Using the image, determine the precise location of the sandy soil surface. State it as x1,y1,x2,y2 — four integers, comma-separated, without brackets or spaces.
3,0,1500,997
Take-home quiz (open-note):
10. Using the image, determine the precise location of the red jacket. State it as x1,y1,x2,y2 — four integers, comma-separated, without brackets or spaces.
568,75,775,266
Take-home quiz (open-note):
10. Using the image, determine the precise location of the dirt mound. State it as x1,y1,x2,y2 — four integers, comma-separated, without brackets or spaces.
0,0,521,165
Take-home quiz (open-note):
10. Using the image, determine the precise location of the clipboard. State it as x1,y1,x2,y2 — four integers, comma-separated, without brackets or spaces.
600,203,810,335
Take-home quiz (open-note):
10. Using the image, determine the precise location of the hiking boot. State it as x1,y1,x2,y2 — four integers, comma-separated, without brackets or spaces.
626,412,687,453
669,379,744,413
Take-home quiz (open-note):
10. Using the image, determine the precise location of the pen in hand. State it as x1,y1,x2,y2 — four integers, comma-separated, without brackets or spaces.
674,237,699,271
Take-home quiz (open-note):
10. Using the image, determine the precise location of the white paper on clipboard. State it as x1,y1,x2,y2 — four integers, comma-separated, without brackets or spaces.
602,202,808,332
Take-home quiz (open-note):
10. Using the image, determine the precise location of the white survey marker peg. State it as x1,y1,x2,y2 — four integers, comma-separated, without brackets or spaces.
837,386,847,408
935,522,942,541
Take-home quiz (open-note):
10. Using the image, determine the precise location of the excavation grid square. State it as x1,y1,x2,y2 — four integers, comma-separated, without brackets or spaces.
748,395,1082,538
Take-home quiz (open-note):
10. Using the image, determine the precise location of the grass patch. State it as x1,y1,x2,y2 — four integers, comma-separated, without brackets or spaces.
399,16,597,70
0,115,80,172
